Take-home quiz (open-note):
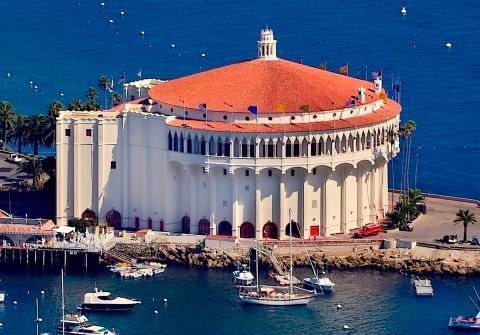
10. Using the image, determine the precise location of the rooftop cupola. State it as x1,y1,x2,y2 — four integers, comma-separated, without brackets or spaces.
258,28,277,60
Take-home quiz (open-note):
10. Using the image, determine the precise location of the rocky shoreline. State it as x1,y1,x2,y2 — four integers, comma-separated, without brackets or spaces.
112,242,480,276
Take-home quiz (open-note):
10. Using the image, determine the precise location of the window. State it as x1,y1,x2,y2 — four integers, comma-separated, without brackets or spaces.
86,129,92,137
223,169,227,176
65,129,71,137
222,200,228,207
245,185,250,191
312,168,317,175
203,113,206,119
313,115,317,119
130,95,135,101
223,115,227,120
268,117,273,121
110,161,117,169
245,170,249,177
268,170,272,177
291,169,295,177
203,182,207,188
245,116,250,121
312,200,318,209
170,107,174,113
291,116,295,121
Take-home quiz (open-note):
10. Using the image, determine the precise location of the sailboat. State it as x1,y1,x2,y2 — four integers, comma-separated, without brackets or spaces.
56,270,117,335
238,209,316,306
449,287,480,330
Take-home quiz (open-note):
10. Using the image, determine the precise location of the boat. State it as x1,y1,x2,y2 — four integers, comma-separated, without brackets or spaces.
79,287,141,312
414,278,433,296
0,290,5,303
233,264,254,286
401,6,407,15
238,209,316,306
449,287,480,330
303,276,335,293
57,270,117,335
271,273,301,286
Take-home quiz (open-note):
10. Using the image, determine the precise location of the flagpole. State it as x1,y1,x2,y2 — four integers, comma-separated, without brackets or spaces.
365,65,368,80
347,62,349,77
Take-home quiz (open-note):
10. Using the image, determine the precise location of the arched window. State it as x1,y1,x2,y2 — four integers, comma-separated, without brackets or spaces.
187,134,192,153
241,139,248,157
209,137,216,155
341,135,347,153
334,136,340,154
286,139,292,157
301,138,308,156
106,209,121,228
173,132,179,151
193,135,200,154
348,134,354,152
276,140,282,157
200,136,207,155
293,138,300,157
82,209,97,224
366,131,372,149
216,137,223,156
326,137,332,155
259,139,265,157
224,138,231,157
267,139,274,158
234,138,240,157
311,138,317,156
319,137,325,155
361,132,366,150
179,133,184,152
168,131,172,150
249,140,255,157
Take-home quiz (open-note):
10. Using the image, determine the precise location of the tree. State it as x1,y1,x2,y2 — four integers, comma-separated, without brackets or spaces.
67,99,84,111
17,156,43,190
25,114,48,155
84,99,101,111
10,114,27,153
111,91,123,107
47,100,65,118
0,101,16,149
395,199,417,223
454,209,477,242
386,126,398,210
407,188,425,208
43,116,56,148
97,75,111,109
86,87,99,102
386,210,405,228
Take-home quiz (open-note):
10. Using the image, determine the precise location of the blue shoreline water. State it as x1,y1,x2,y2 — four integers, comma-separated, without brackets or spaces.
1,0,479,199
0,265,478,335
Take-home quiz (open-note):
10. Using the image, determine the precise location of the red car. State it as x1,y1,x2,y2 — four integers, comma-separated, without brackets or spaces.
353,223,383,238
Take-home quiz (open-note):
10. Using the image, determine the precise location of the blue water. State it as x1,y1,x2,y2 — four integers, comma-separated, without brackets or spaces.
0,266,479,335
0,0,479,198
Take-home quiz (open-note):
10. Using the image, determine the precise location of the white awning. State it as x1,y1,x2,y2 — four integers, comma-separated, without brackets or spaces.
54,226,75,234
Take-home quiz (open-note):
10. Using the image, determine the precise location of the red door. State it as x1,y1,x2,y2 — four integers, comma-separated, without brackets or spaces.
310,225,319,237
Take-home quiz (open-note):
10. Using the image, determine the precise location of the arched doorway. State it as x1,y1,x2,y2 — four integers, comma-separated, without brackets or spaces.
198,219,210,235
240,222,255,238
262,222,278,239
218,221,232,236
147,217,153,230
25,236,41,245
160,219,165,232
285,221,301,238
81,209,97,224
181,216,191,234
106,209,121,229
0,234,14,246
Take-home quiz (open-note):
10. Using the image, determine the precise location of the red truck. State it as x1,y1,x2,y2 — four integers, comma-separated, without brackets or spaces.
353,223,383,238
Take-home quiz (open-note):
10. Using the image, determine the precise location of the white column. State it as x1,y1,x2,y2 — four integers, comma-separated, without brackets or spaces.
121,115,130,228
356,166,363,228
320,171,327,236
382,160,389,215
340,168,347,234
302,172,310,238
209,171,217,235
232,173,238,237
189,169,198,234
73,121,81,218
279,174,286,239
255,173,262,240
97,123,104,219
370,166,377,222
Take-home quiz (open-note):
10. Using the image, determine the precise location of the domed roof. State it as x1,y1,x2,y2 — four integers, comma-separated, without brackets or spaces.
149,58,381,113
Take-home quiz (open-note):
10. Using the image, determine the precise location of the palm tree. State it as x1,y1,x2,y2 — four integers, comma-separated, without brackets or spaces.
454,209,477,242
0,101,16,149
395,199,417,223
47,100,65,118
97,75,111,109
111,91,123,107
17,156,43,190
86,87,99,102
10,114,27,153
25,114,48,155
405,120,416,191
43,116,56,148
67,99,83,111
386,126,397,210
407,188,425,208
84,100,101,111
386,210,404,228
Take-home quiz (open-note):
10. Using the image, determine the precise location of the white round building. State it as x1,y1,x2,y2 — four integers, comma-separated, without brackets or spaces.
56,29,401,240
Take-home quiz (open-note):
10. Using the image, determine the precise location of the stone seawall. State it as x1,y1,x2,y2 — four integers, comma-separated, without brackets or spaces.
113,243,480,276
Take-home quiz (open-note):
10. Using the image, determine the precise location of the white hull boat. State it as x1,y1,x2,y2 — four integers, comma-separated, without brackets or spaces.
303,277,335,293
233,264,254,286
79,287,141,312
238,286,315,306
414,279,433,296
0,291,5,303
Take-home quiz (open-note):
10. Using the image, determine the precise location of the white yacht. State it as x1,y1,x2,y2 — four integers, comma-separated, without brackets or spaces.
303,277,335,293
57,314,117,335
80,287,141,311
233,264,254,286
0,290,5,303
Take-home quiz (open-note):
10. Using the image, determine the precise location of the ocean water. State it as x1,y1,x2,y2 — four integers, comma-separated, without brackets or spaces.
0,0,479,198
0,266,478,335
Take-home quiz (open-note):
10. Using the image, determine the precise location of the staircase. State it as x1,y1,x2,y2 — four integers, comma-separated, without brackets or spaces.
102,249,136,266
255,243,287,276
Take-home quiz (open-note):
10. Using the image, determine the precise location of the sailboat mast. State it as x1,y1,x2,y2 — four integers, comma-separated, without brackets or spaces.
255,240,259,291
289,208,293,296
36,298,39,335
61,269,65,335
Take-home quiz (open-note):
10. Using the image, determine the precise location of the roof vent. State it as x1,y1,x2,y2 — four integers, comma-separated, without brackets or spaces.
258,28,277,60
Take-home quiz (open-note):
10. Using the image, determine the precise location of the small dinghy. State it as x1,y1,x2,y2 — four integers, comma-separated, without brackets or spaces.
233,264,254,286
414,278,433,296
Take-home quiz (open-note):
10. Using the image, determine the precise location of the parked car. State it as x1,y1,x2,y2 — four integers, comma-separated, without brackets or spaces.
442,234,458,244
471,235,479,245
6,153,25,164
399,223,414,231
353,223,383,238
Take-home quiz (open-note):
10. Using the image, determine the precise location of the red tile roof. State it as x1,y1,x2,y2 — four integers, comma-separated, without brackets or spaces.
0,224,54,235
167,100,400,133
149,58,381,113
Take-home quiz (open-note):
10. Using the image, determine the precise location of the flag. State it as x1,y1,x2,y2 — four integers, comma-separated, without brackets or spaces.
247,105,258,115
137,69,142,77
118,72,125,85
339,64,348,75
318,63,327,70
299,104,310,113
275,103,285,113
199,103,207,112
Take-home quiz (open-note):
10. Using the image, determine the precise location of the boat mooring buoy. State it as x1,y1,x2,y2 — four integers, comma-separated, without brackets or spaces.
109,19,114,24
154,310,159,314
13,301,17,305
343,324,349,330
40,290,45,295
445,42,452,48
163,298,168,304
120,11,125,15
171,44,176,48
337,304,342,310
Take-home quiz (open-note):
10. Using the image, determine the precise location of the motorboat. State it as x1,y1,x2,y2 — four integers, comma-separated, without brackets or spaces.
233,264,254,286
0,290,5,303
58,270,117,335
401,6,407,15
57,314,117,335
80,287,141,311
414,278,433,296
303,276,335,293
